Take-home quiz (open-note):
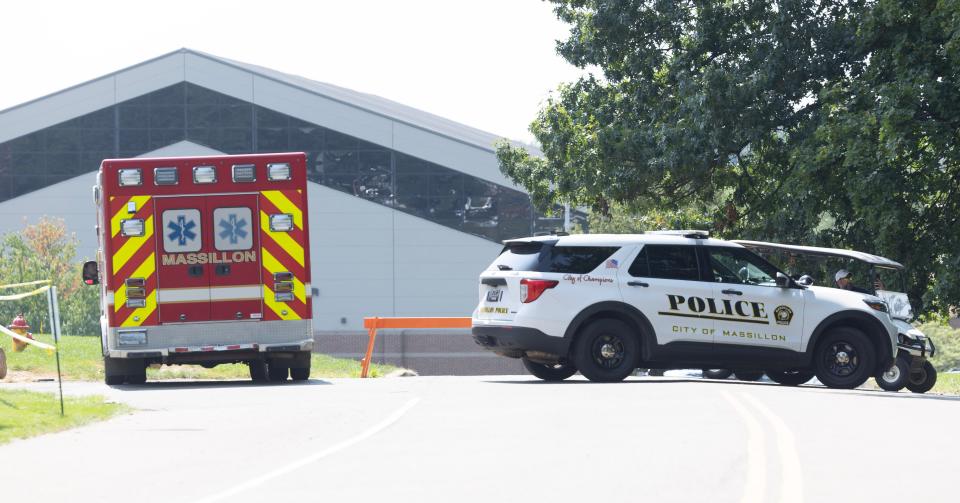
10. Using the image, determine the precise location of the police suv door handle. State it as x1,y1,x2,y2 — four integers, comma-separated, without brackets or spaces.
627,281,649,287
721,288,743,296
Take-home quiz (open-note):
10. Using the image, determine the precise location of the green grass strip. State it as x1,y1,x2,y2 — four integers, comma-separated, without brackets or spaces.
0,389,128,445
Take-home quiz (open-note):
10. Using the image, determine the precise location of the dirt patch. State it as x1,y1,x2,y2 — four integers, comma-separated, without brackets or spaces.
0,370,59,383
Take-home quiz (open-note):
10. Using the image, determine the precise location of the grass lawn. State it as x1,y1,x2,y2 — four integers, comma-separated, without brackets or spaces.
1,333,400,382
0,389,128,445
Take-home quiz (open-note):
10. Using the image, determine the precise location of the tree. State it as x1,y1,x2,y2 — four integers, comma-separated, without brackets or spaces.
498,0,960,314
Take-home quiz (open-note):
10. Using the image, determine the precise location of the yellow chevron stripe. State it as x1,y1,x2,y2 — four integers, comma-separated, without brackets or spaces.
262,284,302,321
262,190,303,230
121,289,157,327
259,211,304,267
112,215,155,274
114,253,157,313
110,196,152,238
261,247,306,304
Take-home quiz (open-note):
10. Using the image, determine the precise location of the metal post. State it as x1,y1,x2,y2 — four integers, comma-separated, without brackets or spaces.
47,287,65,416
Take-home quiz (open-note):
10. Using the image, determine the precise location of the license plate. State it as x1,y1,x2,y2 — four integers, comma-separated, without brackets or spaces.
486,289,503,302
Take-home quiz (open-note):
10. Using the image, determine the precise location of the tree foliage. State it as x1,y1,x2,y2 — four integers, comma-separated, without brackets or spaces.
498,0,960,314
0,218,100,336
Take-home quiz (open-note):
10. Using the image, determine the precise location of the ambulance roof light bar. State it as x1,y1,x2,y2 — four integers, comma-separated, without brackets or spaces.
193,166,217,184
232,164,256,183
154,167,178,185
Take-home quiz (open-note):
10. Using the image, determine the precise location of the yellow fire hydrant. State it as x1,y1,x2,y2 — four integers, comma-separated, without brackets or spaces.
9,313,33,353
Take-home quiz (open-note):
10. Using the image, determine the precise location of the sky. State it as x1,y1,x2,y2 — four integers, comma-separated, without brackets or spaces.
0,0,587,144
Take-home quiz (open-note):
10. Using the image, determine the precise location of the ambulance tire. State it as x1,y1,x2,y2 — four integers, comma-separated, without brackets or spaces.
290,351,311,381
126,360,147,385
766,370,814,386
573,318,639,383
814,327,875,389
702,369,733,379
905,360,937,394
249,360,268,382
268,363,289,382
104,356,128,385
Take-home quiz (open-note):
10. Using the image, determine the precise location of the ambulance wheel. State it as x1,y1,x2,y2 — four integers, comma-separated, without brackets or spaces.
268,363,289,382
814,327,875,389
766,370,814,386
573,319,639,383
875,355,910,392
905,361,937,394
249,360,268,382
521,357,577,381
290,366,311,381
104,356,128,385
702,369,733,379
289,351,311,381
126,361,147,385
733,371,764,381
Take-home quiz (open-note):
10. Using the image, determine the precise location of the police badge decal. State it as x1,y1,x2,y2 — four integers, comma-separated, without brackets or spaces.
774,305,794,325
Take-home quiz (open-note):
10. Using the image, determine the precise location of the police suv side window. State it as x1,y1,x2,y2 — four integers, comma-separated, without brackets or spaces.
707,247,779,286
630,245,700,281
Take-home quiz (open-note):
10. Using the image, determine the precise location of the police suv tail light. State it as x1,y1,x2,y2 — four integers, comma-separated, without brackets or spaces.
864,299,889,313
269,214,294,232
154,167,179,185
232,164,256,182
193,165,217,184
267,162,292,181
118,168,142,186
520,278,559,303
120,219,145,237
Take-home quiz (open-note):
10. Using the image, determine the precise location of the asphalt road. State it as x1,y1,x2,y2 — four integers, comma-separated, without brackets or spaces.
2,376,958,503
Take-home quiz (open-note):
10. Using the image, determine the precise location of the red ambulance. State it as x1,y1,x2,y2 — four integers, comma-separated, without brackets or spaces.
82,153,313,384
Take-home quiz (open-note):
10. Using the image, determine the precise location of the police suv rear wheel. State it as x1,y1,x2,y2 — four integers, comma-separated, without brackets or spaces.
573,319,638,383
521,357,577,381
766,370,814,386
875,355,910,392
814,327,875,389
905,360,937,394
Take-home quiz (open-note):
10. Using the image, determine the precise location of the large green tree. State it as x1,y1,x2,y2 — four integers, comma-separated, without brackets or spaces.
498,0,960,314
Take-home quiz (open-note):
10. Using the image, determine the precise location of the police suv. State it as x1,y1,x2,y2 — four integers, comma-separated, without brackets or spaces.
472,232,899,388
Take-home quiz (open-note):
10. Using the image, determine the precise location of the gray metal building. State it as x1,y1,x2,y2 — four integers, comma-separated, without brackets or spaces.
0,48,566,374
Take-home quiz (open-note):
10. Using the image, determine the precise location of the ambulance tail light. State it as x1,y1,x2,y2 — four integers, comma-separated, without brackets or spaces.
519,279,558,303
267,162,291,181
269,214,294,232
120,219,145,237
273,272,293,282
118,168,142,186
125,277,147,308
232,164,256,182
275,292,295,302
154,167,179,185
275,281,294,293
193,165,217,184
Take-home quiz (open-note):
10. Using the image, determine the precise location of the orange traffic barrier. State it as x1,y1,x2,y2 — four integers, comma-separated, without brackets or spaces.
361,317,472,378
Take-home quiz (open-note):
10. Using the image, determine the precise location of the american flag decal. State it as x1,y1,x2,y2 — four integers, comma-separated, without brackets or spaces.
606,259,619,269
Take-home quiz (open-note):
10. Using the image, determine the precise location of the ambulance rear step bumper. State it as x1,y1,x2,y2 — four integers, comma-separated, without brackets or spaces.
107,339,313,359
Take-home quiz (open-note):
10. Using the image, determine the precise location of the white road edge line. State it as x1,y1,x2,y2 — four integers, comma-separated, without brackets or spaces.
192,397,421,503
720,391,767,503
739,392,804,503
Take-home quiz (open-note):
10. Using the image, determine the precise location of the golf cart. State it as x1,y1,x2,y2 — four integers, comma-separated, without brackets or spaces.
735,240,937,393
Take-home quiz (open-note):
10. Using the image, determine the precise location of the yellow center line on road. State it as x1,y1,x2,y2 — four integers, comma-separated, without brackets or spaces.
739,392,804,503
720,390,768,503
191,397,420,503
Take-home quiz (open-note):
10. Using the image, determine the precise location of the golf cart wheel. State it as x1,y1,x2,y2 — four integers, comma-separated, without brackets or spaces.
249,360,268,382
766,370,815,386
733,371,764,381
573,319,639,382
522,357,577,381
702,369,733,379
814,327,875,389
875,355,910,392
905,360,937,394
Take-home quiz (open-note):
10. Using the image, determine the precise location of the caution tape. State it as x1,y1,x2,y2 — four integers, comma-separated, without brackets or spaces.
0,279,51,290
0,284,51,301
0,325,56,353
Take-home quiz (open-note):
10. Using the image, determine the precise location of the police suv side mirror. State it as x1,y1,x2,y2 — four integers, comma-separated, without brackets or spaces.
797,275,814,287
82,261,99,285
775,272,790,288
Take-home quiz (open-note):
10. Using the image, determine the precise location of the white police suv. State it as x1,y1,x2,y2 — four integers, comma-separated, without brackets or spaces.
472,232,899,388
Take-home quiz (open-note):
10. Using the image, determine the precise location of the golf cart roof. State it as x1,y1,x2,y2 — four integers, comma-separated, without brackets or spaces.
733,240,904,269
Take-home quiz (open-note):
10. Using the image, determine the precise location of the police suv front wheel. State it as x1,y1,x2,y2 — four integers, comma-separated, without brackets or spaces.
814,327,876,389
573,319,639,383
521,357,577,381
